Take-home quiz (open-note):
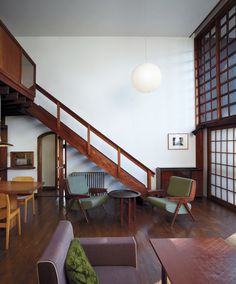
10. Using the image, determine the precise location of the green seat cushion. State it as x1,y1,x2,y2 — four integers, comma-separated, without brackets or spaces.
65,239,99,284
167,176,193,197
71,195,108,210
146,196,191,214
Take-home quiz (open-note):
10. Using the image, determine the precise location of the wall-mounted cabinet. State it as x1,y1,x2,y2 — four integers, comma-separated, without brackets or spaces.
9,151,35,169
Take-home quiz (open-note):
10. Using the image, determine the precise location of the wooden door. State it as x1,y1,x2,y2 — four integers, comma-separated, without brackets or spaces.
56,136,67,200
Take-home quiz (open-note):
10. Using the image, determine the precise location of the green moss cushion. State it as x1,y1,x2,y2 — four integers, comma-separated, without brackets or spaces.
65,239,99,284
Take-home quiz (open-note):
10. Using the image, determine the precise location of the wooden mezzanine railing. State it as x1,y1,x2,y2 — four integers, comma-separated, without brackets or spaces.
36,84,155,191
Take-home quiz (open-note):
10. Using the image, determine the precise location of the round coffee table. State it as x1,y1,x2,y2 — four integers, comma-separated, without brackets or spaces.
109,189,141,225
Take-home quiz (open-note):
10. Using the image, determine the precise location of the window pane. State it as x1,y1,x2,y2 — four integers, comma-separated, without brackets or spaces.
228,40,236,55
229,53,236,66
212,89,217,99
222,107,229,117
229,6,236,18
230,104,236,115
229,16,236,31
221,25,227,37
229,79,236,91
221,83,228,94
220,71,227,83
221,95,228,106
230,92,236,103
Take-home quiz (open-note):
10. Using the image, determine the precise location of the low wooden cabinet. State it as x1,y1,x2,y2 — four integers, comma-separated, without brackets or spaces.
156,167,203,197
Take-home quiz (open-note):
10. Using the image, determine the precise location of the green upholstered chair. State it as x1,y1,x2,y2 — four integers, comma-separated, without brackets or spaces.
65,175,108,223
146,176,196,227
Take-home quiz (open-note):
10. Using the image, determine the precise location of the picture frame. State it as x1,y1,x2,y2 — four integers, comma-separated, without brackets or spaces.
168,133,188,150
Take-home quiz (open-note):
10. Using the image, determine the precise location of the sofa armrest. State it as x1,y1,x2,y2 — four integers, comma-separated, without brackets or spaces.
80,237,137,267
37,221,74,284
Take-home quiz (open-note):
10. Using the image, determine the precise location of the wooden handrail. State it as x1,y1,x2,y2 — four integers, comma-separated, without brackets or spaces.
36,84,155,177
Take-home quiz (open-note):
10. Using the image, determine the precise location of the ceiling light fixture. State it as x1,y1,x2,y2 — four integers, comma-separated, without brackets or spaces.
131,37,162,93
131,61,161,93
131,2,162,93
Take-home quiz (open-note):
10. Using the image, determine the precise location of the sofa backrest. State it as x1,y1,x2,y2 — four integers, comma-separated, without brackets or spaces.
167,176,193,197
37,221,74,284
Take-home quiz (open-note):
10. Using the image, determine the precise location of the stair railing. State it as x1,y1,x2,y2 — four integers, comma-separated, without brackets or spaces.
36,84,155,190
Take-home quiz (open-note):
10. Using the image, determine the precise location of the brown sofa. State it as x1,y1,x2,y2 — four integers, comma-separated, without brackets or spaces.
37,220,140,284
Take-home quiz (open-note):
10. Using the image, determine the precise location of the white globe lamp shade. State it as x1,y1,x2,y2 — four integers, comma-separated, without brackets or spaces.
131,63,162,93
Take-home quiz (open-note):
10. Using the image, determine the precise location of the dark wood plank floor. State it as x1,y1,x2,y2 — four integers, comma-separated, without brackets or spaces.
0,193,236,284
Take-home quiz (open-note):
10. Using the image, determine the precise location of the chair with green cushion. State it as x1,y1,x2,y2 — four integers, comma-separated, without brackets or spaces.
65,175,108,223
146,176,196,227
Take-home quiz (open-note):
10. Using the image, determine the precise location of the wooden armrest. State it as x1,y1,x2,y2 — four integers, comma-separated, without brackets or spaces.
147,190,166,197
167,196,191,202
89,188,107,195
68,194,90,199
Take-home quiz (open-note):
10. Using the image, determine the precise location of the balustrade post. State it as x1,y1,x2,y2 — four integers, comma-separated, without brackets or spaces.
147,170,152,191
87,126,91,155
57,102,60,131
117,147,121,177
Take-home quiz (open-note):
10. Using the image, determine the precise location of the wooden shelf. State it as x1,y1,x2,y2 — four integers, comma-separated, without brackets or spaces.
10,151,34,169
8,166,35,170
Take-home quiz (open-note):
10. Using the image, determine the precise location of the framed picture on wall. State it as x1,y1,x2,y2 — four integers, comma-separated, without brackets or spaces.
168,133,188,150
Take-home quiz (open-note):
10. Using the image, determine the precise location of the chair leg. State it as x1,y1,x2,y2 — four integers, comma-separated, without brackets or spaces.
24,200,28,223
65,199,74,216
77,201,89,223
32,195,36,215
5,220,10,250
171,202,182,227
17,211,21,236
183,203,195,222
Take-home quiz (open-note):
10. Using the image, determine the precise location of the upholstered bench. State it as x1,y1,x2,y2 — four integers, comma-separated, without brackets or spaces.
37,220,140,284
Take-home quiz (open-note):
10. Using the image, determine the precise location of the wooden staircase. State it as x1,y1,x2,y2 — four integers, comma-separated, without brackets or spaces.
25,84,155,195
0,19,155,195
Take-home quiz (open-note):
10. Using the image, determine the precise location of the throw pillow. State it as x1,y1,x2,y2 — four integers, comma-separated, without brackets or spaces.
65,239,99,284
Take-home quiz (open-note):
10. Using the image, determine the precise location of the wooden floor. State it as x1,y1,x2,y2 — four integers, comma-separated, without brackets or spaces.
1,192,236,284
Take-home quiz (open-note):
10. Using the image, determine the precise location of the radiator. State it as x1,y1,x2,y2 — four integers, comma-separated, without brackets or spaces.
69,172,105,188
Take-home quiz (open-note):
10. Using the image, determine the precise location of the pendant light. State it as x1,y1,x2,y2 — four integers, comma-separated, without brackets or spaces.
131,2,162,93
0,94,13,147
132,37,161,93
131,62,161,93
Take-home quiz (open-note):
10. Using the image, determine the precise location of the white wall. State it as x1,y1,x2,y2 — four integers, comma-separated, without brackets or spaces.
7,37,196,188
6,116,50,181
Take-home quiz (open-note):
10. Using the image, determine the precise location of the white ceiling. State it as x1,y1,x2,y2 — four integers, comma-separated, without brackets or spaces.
0,0,220,37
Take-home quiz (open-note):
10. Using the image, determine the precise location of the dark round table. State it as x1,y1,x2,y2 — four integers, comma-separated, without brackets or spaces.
109,189,141,225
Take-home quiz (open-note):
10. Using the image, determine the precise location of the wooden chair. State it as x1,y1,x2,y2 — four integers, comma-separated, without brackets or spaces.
65,175,108,223
146,176,196,227
12,176,35,223
0,193,21,249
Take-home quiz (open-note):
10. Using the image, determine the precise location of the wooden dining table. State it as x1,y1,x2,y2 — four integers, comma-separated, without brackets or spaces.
150,237,236,284
0,181,43,227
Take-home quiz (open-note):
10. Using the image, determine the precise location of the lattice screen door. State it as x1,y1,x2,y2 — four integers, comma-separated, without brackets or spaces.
209,127,236,206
